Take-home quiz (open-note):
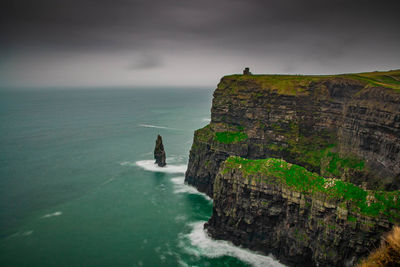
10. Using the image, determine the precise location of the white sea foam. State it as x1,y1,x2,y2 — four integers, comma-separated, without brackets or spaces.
202,118,211,122
42,211,62,218
175,214,188,222
120,161,136,166
171,176,212,202
139,123,178,130
135,160,187,174
180,222,286,267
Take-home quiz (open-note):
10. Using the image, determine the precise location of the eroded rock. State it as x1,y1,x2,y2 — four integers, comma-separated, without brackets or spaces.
154,135,166,167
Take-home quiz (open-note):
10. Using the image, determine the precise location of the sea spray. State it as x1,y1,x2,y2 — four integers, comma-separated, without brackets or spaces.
179,222,285,267
171,176,212,202
135,160,187,174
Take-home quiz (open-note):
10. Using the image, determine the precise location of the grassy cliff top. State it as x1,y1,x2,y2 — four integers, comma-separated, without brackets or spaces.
220,69,400,94
222,156,400,222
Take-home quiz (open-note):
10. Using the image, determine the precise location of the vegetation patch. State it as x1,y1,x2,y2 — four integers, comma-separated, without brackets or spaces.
344,70,400,91
222,156,400,221
325,151,365,176
194,124,248,144
215,131,248,144
221,74,326,96
220,69,400,95
265,121,365,177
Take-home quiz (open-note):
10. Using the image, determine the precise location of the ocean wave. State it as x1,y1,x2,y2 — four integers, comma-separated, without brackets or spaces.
42,211,62,218
139,123,177,130
179,221,285,267
171,176,212,202
135,160,187,174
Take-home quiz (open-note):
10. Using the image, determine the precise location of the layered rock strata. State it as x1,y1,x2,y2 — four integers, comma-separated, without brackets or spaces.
205,157,400,266
184,70,400,266
186,71,400,196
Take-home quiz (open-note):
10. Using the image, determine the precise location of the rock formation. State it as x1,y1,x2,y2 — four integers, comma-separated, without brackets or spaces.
184,69,400,266
154,134,166,167
205,157,399,266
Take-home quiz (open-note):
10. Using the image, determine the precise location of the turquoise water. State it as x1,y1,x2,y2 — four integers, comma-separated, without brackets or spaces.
0,88,283,267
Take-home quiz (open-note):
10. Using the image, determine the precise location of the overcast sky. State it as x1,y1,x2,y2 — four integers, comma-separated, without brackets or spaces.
1,0,399,88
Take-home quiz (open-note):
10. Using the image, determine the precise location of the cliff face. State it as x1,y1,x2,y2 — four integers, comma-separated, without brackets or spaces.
205,157,400,267
186,72,400,197
184,70,400,265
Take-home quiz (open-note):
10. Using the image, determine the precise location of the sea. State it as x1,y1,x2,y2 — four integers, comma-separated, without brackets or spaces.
0,87,284,267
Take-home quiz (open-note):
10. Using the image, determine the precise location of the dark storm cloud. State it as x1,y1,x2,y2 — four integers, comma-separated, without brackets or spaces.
3,0,398,51
1,0,399,87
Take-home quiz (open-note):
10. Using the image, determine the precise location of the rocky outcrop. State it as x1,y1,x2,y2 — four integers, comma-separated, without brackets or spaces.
154,134,166,167
205,157,400,267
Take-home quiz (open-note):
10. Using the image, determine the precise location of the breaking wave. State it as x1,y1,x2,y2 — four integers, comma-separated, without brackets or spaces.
179,222,285,267
138,124,177,130
135,160,187,174
171,176,212,202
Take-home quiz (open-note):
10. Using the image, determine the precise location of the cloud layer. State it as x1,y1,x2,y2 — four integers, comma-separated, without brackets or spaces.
1,0,399,87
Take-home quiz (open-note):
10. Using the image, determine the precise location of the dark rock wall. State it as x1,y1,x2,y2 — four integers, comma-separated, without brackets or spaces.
205,164,395,267
185,76,400,194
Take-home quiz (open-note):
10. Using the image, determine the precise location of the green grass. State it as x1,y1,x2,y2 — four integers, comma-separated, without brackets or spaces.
266,120,365,177
194,124,248,144
215,131,248,144
222,156,400,221
325,151,364,177
221,74,327,95
344,70,400,90
219,69,400,95
347,216,357,222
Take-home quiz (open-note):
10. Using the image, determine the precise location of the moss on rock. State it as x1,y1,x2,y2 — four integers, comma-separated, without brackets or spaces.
222,156,400,221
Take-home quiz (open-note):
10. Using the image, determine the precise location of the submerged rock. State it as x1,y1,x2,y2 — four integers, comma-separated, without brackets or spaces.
154,135,166,167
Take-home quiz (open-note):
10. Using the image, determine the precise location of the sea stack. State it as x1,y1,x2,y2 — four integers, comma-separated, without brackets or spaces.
154,135,166,167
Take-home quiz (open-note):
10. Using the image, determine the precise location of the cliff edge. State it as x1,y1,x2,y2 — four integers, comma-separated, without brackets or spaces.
184,69,400,266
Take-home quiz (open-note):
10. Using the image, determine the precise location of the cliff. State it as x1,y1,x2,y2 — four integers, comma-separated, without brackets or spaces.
205,157,400,266
186,70,400,197
184,69,400,266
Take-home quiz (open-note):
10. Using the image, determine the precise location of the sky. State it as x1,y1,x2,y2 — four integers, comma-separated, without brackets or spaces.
1,0,399,88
